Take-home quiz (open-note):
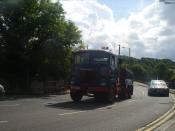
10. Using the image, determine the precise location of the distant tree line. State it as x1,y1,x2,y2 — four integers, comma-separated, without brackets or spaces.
0,0,84,93
121,56,175,87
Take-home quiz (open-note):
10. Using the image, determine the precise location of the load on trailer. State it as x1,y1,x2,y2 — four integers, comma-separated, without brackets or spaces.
69,50,133,103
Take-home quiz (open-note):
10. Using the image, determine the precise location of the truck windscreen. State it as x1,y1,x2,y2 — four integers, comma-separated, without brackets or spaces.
74,52,109,65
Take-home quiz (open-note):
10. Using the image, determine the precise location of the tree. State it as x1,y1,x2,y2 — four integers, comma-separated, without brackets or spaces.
0,0,82,92
155,62,172,81
171,75,175,81
131,64,148,81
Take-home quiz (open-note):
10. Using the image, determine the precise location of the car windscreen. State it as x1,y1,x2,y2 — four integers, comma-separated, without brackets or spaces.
151,81,167,86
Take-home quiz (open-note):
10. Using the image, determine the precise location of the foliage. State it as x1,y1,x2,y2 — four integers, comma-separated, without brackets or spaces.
121,56,175,82
0,0,82,91
171,75,175,81
131,64,148,81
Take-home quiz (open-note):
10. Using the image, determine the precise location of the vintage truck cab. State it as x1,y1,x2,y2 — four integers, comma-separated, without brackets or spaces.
69,50,133,103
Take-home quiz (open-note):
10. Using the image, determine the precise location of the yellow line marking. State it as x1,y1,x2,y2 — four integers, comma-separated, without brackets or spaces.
137,93,175,131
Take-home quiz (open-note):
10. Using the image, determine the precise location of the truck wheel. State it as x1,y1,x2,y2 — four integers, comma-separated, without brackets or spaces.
94,94,101,101
130,85,133,95
107,87,115,103
125,88,130,99
128,91,131,99
118,88,125,99
127,85,132,99
70,91,83,102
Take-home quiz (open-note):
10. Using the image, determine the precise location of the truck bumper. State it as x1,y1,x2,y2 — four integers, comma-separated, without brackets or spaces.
70,85,109,93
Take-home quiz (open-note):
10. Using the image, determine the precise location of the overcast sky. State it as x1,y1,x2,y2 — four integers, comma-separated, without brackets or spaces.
60,0,175,61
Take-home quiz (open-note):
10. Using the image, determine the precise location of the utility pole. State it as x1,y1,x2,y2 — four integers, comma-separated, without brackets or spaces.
118,44,120,56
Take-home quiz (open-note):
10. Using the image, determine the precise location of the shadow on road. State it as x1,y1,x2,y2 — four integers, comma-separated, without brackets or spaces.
46,98,124,111
0,94,60,101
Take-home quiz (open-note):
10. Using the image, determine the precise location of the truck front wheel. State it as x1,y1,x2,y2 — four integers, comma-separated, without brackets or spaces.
70,91,83,102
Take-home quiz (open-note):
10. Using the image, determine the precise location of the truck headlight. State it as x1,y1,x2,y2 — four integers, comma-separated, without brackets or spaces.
100,82,106,86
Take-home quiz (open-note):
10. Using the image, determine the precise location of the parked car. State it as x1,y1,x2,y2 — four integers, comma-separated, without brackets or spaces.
148,80,169,97
0,84,5,96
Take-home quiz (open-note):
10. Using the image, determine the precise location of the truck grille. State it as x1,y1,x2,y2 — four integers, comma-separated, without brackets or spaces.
80,69,96,85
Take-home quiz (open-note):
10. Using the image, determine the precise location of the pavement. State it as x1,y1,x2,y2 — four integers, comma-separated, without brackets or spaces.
156,115,175,131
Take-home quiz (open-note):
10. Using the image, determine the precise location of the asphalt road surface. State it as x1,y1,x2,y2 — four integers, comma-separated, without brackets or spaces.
0,82,173,131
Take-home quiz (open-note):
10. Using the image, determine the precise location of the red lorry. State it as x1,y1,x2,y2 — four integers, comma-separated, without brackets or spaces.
69,50,133,103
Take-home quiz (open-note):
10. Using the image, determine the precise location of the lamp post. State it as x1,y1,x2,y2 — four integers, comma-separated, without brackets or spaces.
118,44,120,56
122,46,131,57
110,43,131,57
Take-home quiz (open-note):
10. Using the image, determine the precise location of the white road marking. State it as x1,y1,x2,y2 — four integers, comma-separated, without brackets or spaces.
98,104,118,110
0,104,20,107
128,100,136,103
0,121,8,124
58,111,86,116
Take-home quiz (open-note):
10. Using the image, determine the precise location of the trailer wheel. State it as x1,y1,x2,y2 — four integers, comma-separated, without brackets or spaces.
129,85,133,95
128,90,131,99
127,85,133,99
70,91,83,102
124,88,129,99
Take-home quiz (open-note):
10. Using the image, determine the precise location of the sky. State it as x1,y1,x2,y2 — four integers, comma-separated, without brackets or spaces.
59,0,175,61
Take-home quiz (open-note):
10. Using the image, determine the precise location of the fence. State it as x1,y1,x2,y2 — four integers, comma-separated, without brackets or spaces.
31,80,65,94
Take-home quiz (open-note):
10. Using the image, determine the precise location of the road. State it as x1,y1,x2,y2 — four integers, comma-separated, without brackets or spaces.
0,82,173,131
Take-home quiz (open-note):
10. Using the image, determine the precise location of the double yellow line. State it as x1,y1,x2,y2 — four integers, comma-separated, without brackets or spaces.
137,93,175,131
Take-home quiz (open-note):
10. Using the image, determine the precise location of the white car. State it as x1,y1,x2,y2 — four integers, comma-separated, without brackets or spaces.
148,80,169,97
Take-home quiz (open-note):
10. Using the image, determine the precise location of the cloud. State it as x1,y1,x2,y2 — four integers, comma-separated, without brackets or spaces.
60,0,118,49
60,0,175,61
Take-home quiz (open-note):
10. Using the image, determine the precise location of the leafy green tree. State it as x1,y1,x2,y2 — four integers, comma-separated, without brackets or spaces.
0,0,82,91
131,64,148,81
155,62,172,81
121,56,175,82
171,75,175,81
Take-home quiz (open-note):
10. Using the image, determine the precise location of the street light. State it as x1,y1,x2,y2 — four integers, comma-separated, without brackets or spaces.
122,46,131,57
110,43,130,57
